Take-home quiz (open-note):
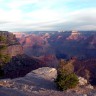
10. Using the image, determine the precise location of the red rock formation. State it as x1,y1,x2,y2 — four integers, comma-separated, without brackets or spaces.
0,32,23,57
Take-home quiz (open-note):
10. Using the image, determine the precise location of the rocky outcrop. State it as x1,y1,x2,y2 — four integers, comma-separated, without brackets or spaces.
78,77,87,86
78,77,94,90
0,31,23,57
66,31,84,40
0,67,95,96
28,67,57,80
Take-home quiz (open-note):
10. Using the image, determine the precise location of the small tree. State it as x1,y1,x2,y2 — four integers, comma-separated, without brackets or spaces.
55,71,78,90
55,59,79,91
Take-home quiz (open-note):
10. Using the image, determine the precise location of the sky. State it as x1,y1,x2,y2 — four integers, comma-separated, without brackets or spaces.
0,0,96,32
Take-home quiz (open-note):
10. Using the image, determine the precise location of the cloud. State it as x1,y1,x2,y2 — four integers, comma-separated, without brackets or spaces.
0,0,96,31
0,9,23,22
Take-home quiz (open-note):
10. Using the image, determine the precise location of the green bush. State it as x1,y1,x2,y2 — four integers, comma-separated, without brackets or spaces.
55,59,78,91
55,72,78,90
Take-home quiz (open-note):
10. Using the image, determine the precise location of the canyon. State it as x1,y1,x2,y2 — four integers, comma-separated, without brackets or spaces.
14,31,96,59
13,31,96,84
0,31,96,96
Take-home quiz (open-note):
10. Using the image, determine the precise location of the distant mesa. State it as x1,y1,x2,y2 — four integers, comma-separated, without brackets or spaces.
66,30,84,40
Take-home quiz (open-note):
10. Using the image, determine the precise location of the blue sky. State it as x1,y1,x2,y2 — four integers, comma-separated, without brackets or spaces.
0,0,96,32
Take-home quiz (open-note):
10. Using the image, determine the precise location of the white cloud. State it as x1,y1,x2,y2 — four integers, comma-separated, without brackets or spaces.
26,8,64,23
0,0,96,31
0,9,23,22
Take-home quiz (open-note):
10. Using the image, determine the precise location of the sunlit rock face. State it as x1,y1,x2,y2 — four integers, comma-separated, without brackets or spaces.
27,67,57,80
0,31,23,57
4,45,23,57
66,31,85,40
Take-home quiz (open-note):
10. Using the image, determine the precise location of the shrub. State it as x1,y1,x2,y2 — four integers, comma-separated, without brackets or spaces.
55,59,79,91
55,71,78,90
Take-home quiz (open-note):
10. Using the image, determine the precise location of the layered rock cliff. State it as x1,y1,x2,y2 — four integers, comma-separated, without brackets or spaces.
0,31,23,57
